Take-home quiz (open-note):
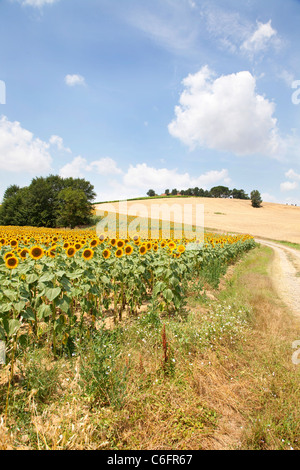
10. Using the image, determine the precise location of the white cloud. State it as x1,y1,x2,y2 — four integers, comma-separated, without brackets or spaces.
49,135,71,153
0,115,52,173
127,1,199,55
201,5,250,54
91,163,231,202
280,168,300,192
168,66,282,158
119,163,230,194
241,20,278,54
88,158,123,176
15,0,59,7
59,156,87,179
59,156,122,179
285,168,300,181
64,74,86,87
280,181,298,192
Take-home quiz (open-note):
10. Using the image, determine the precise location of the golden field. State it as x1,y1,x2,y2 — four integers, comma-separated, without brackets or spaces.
95,197,300,244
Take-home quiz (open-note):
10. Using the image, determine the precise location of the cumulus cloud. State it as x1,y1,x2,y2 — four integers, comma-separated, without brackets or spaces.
64,74,86,87
280,168,300,192
280,181,298,192
168,66,282,158
119,163,230,194
241,20,277,53
285,168,300,181
59,156,122,179
49,135,71,153
0,115,52,173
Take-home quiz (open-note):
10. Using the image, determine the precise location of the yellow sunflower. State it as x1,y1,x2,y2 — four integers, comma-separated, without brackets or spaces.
115,248,124,258
124,245,133,255
82,248,94,260
29,246,44,260
103,248,111,259
19,248,29,260
116,239,125,248
66,246,76,258
4,251,14,260
5,255,19,269
110,238,117,247
89,238,99,248
10,239,18,249
139,245,147,256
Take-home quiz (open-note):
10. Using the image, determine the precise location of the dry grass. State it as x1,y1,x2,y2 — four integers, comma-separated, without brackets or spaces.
95,197,300,244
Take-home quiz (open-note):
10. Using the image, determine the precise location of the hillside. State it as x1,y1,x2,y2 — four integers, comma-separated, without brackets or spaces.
95,197,300,244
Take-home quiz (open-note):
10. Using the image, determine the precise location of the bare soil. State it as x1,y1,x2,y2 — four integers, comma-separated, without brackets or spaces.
256,238,300,319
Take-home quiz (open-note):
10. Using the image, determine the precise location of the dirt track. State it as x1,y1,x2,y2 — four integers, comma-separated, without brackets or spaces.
256,238,300,319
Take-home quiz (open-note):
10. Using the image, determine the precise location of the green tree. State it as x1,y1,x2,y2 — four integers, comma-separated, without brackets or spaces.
0,186,30,226
147,189,156,197
0,175,96,228
56,187,93,229
250,190,262,208
231,188,250,200
210,186,231,198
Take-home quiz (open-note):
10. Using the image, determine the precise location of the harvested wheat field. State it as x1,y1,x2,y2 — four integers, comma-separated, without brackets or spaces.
95,197,300,244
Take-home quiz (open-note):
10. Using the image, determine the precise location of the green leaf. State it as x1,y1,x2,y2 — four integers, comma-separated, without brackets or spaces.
3,290,17,302
37,304,52,320
26,273,39,284
4,319,21,338
39,272,55,283
56,295,71,314
14,300,26,314
45,287,61,302
22,307,36,321
163,288,173,302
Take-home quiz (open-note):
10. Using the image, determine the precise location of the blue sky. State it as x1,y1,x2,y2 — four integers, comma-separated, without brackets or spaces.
1,0,300,205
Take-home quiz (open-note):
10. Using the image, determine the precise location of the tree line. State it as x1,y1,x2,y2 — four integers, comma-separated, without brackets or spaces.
0,175,96,229
146,186,262,207
147,185,250,199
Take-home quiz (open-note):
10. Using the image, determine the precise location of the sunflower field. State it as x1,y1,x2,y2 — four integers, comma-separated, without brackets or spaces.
0,225,256,362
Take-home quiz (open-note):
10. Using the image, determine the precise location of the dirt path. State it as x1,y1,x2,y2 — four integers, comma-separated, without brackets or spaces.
255,238,300,319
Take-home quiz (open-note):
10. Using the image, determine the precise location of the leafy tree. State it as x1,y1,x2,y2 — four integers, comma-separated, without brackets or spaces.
56,187,93,229
147,189,156,197
0,186,30,226
250,190,262,208
231,188,250,200
165,189,170,196
0,175,96,228
210,186,231,198
171,188,178,195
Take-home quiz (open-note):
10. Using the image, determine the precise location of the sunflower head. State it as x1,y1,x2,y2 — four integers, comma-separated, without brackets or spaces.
19,248,29,260
115,248,123,258
66,246,76,258
103,249,111,259
29,246,44,260
5,255,19,269
89,238,98,248
125,245,133,255
82,248,94,260
139,245,147,256
116,239,125,248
